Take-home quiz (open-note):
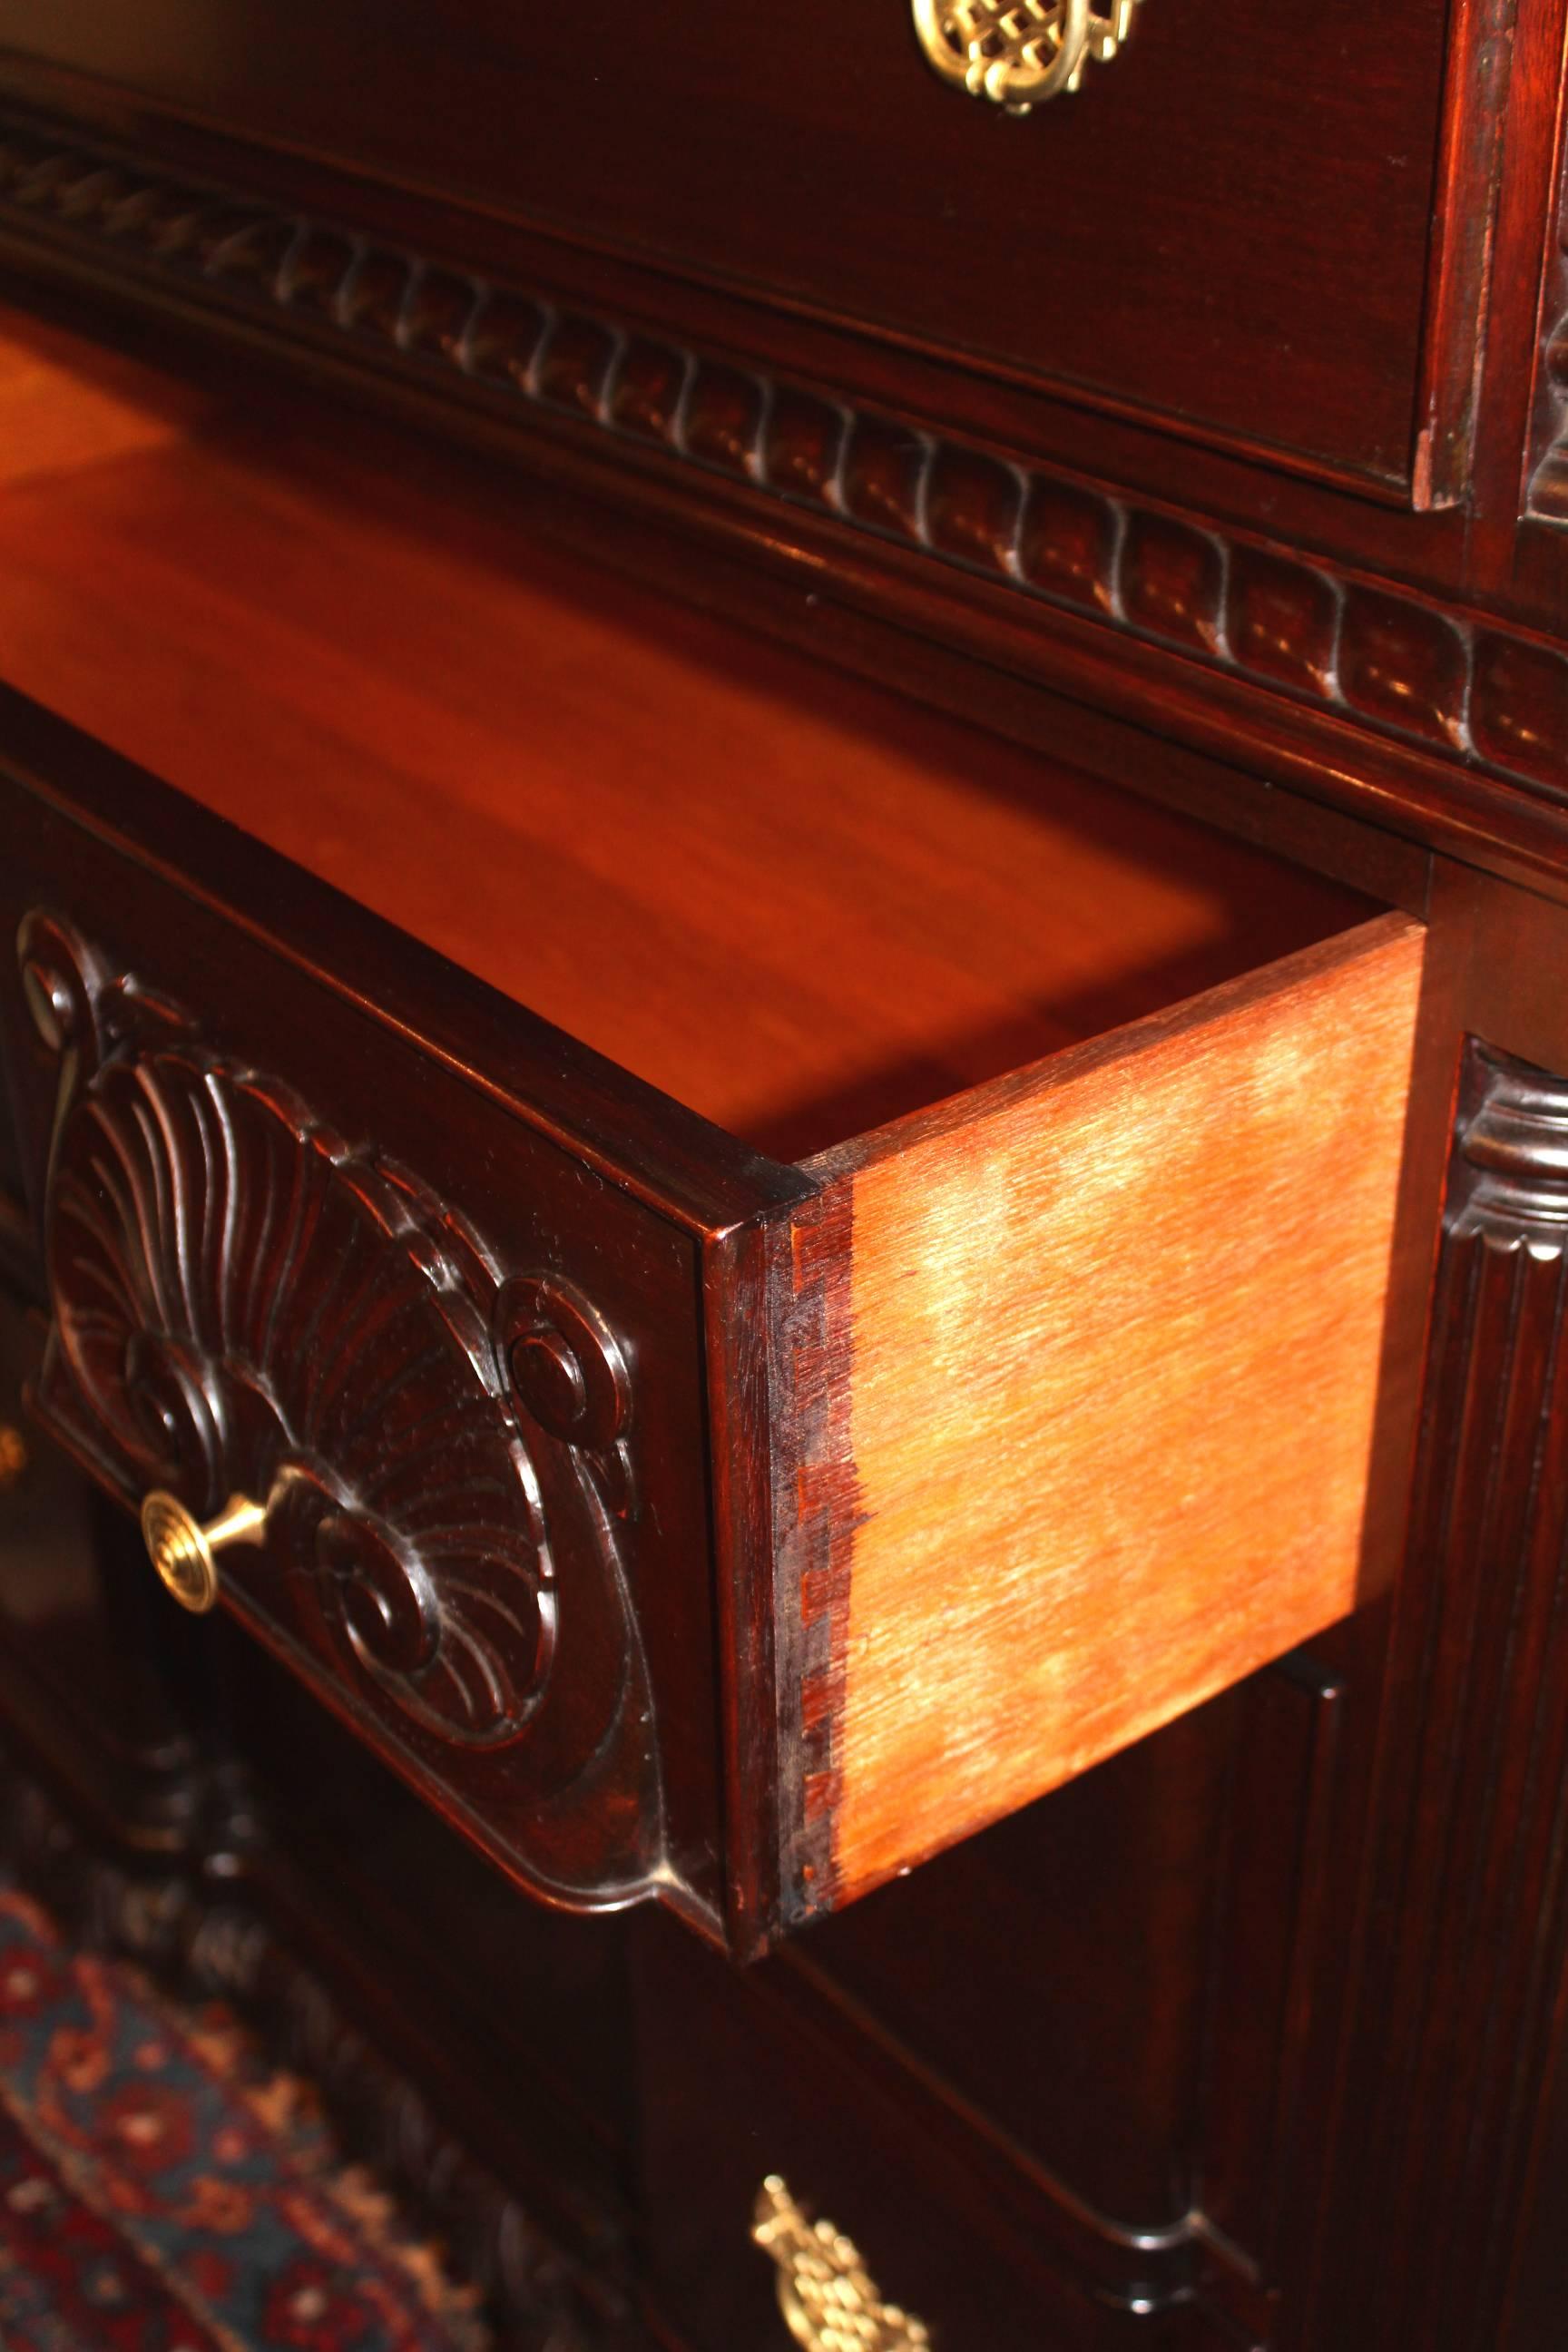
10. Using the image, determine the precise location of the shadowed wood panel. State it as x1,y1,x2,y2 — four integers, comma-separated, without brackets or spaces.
1318,1038,1568,2351
803,913,1425,1906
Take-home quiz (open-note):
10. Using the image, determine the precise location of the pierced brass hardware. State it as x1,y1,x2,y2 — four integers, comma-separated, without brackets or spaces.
912,0,1142,112
752,2176,931,2349
139,1489,269,1613
0,1425,26,1494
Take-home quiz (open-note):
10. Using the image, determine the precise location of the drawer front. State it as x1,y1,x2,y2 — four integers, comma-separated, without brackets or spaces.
0,697,804,1944
635,1914,1198,2351
0,0,1451,489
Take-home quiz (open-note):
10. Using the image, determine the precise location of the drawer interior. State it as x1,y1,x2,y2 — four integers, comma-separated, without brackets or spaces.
0,303,1377,1168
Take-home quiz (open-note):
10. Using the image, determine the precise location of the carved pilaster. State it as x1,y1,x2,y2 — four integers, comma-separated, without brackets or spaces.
1318,1041,1568,2350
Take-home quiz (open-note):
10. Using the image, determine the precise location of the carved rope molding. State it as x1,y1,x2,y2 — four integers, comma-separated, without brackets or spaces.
0,114,1565,809
17,908,663,1913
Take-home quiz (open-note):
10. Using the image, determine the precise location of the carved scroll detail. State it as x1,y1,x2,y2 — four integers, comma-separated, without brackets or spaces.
17,911,662,1896
1450,1042,1568,1234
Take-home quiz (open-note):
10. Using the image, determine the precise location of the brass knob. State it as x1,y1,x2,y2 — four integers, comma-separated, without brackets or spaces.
139,1489,269,1613
753,2178,930,2350
912,0,1142,112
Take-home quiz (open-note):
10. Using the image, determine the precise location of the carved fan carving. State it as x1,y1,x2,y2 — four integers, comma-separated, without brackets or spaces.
17,908,662,1905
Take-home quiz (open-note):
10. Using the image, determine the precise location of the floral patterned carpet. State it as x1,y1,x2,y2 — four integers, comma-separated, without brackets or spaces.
0,1877,486,2351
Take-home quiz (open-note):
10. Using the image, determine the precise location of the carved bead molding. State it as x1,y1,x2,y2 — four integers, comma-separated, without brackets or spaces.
0,114,1566,807
17,908,662,1914
1325,1040,1568,2347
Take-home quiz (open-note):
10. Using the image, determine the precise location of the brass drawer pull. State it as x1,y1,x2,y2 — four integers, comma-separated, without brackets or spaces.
139,1488,269,1614
753,2177,930,2348
912,0,1142,112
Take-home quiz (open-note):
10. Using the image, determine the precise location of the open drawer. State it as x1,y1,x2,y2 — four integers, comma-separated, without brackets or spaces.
0,307,1425,1955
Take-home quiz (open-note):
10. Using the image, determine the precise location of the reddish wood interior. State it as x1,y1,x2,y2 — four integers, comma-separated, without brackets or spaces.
0,308,1371,1160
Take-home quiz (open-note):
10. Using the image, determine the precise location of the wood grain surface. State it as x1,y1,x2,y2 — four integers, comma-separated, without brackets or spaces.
0,305,1366,1160
0,316,203,484
805,912,1426,1905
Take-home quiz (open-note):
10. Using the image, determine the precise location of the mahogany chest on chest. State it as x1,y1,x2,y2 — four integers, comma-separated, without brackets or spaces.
0,5,1566,2346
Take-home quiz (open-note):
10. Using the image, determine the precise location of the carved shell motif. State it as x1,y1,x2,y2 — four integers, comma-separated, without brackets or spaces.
17,911,654,1808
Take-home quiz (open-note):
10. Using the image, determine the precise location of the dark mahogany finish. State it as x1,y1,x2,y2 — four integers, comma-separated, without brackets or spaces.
0,6,1567,2348
1308,1021,1568,2352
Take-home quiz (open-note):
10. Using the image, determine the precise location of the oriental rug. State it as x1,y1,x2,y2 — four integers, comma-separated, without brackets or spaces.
0,1876,486,2351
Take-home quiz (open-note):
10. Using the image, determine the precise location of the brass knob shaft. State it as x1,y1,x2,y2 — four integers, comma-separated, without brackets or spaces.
139,1489,269,1613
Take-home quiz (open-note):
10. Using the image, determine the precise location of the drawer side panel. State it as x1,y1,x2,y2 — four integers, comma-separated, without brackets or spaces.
811,912,1426,1909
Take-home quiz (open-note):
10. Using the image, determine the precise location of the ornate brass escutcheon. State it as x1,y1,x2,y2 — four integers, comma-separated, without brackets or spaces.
752,2176,931,2349
911,0,1142,112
